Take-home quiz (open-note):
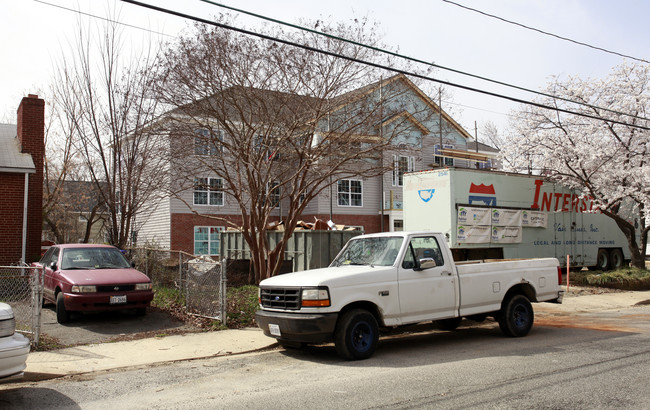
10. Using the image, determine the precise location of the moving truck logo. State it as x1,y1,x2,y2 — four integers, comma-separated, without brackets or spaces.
468,183,497,206
418,189,436,203
530,179,595,212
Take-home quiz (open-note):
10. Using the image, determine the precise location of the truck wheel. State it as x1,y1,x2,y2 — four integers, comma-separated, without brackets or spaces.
609,249,624,270
56,292,70,324
436,317,462,330
595,249,610,271
498,294,533,337
334,309,379,360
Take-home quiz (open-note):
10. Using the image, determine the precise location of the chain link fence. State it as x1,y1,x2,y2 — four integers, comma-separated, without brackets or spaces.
0,265,42,346
126,248,227,323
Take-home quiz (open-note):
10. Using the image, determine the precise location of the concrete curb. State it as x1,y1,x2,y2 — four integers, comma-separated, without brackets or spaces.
24,328,277,381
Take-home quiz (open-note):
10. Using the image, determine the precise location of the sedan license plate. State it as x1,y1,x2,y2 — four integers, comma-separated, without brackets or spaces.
268,324,281,337
110,295,127,305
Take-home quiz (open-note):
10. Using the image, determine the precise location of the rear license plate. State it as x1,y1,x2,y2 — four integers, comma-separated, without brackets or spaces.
110,295,127,304
268,324,281,337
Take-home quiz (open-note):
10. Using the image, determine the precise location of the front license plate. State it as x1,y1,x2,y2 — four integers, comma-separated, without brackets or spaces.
268,324,281,337
110,295,127,304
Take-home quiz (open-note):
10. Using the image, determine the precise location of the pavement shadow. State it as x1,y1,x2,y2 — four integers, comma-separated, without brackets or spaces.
40,305,200,346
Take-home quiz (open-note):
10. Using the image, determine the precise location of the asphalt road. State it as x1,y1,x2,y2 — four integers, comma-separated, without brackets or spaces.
3,305,650,409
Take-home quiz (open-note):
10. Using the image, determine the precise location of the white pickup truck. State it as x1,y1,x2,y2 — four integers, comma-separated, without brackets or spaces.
256,231,564,360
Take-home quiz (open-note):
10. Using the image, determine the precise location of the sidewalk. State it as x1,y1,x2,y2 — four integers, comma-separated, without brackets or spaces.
24,328,277,381
22,289,650,381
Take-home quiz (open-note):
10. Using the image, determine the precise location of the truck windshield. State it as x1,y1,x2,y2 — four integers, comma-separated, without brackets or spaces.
331,237,404,267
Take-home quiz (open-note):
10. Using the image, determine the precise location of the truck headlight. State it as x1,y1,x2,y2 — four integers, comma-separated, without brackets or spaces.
71,285,97,293
135,283,152,291
301,287,330,307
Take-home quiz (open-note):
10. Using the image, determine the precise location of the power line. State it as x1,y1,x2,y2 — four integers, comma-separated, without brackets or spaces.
197,0,650,124
34,0,174,38
442,0,650,65
119,0,650,131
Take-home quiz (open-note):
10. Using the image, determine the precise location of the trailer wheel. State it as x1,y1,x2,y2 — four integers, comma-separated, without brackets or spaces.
609,249,624,270
435,317,462,330
334,309,378,360
498,294,534,337
595,249,610,271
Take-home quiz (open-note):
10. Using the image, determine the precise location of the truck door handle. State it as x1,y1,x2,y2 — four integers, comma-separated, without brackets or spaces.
441,271,452,276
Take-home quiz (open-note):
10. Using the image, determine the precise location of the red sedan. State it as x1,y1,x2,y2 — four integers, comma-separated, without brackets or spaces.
35,244,154,323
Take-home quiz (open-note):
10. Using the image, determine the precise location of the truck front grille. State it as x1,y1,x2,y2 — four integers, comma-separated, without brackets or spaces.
260,287,301,310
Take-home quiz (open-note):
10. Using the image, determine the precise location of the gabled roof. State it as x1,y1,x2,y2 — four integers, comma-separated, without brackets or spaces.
0,123,35,173
168,74,472,141
330,74,473,140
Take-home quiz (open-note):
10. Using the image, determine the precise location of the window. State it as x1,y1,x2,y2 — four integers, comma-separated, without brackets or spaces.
194,178,224,206
478,158,493,169
338,179,363,207
194,226,224,256
254,135,280,161
392,155,414,186
402,236,443,269
267,181,281,208
434,144,455,167
194,129,223,156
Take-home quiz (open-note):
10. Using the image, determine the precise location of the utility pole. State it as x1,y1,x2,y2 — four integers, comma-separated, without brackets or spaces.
438,92,443,166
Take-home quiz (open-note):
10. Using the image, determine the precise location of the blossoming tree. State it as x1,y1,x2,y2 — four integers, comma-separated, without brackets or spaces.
502,62,650,269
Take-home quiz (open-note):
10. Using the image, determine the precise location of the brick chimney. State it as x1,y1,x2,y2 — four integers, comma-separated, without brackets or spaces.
17,94,45,262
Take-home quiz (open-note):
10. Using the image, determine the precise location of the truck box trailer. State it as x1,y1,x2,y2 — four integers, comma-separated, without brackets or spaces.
403,168,636,270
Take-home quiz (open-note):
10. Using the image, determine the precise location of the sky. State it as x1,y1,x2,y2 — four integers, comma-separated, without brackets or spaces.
2,0,649,138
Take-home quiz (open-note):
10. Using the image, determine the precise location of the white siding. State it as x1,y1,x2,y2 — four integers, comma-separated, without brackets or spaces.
137,195,172,249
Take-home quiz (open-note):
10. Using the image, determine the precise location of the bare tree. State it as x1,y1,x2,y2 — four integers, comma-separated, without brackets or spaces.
51,9,167,248
158,16,433,282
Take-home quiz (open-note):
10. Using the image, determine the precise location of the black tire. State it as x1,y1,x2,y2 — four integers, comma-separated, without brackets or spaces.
498,294,534,337
56,292,70,324
436,317,462,330
609,249,624,270
594,249,610,271
334,309,379,360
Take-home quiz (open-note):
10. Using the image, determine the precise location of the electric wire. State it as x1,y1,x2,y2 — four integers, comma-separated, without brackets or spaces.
442,0,650,65
34,0,174,38
197,0,650,124
119,0,650,131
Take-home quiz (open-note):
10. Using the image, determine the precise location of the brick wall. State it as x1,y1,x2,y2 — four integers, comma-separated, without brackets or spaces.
170,212,386,256
171,213,244,255
0,95,45,264
0,174,29,264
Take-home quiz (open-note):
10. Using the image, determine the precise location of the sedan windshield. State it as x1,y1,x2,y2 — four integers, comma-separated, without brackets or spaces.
61,248,131,270
331,237,404,267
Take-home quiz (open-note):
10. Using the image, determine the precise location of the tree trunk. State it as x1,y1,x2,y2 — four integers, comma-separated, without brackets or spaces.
613,217,645,269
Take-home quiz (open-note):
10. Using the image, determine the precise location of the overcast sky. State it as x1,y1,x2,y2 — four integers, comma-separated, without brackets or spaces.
2,0,649,137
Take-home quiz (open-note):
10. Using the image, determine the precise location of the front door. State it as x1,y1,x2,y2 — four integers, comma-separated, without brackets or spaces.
397,235,457,323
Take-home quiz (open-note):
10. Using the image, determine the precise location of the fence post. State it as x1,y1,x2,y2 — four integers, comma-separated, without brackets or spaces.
221,258,228,325
32,267,42,347
178,251,182,290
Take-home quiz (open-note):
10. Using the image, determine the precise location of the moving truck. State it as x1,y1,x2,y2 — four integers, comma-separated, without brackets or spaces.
403,168,635,270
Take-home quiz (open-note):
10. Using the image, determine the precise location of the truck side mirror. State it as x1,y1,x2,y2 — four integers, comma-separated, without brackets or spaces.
415,258,437,271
